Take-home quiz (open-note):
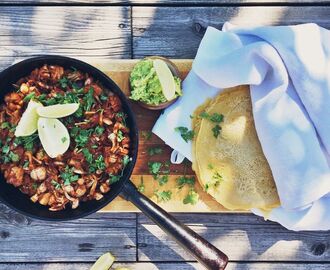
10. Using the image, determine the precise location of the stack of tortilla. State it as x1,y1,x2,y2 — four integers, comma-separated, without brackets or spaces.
192,85,280,211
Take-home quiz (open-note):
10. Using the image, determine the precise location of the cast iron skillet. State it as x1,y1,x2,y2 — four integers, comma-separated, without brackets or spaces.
0,56,228,270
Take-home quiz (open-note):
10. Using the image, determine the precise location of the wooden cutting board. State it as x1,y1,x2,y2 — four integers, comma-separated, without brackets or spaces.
94,59,241,213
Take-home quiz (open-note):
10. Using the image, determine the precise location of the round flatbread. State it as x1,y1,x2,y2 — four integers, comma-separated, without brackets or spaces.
192,86,280,211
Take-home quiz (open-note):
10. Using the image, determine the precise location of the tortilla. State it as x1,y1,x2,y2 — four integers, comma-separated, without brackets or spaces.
192,86,280,210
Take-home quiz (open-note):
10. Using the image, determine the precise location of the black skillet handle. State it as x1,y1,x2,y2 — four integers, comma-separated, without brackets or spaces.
121,180,228,270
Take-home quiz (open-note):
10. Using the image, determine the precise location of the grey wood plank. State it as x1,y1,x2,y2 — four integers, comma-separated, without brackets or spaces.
2,0,330,4
0,204,137,262
138,213,330,262
132,6,330,58
0,6,131,71
0,262,329,270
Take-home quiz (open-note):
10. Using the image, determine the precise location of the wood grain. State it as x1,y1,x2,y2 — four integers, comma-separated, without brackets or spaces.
0,262,329,270
0,204,136,262
133,6,330,58
0,6,131,71
138,213,330,262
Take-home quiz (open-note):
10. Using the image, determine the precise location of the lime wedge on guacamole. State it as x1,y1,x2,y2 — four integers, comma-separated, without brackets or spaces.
37,103,79,118
38,117,70,158
15,100,43,137
90,252,115,270
153,59,176,101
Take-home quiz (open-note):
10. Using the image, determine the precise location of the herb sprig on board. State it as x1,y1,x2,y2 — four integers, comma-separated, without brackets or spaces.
174,126,195,142
199,111,224,138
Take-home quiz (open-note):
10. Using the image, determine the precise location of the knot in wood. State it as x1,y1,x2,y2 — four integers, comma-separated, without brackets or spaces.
311,243,327,256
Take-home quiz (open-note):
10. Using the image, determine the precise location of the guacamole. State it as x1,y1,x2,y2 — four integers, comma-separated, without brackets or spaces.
129,59,182,105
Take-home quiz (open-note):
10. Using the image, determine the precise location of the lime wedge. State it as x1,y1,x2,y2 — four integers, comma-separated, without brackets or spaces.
153,59,176,101
90,252,115,270
38,118,70,158
37,103,79,118
15,100,43,137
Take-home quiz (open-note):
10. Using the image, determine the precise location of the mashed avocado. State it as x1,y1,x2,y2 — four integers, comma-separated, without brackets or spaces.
129,59,182,105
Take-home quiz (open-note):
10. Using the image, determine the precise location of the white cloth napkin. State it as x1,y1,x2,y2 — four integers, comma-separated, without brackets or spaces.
153,23,330,231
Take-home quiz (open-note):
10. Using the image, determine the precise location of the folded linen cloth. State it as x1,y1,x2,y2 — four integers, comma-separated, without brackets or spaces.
153,23,330,231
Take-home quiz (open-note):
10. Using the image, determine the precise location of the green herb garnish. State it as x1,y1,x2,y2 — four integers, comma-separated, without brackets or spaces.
94,126,105,135
23,92,36,102
147,147,163,156
61,137,67,143
51,180,61,190
175,126,195,143
0,122,11,129
137,176,145,193
176,176,195,190
183,189,199,205
83,87,95,111
61,166,79,186
212,124,221,138
117,130,124,142
154,190,172,202
141,131,152,141
199,111,224,138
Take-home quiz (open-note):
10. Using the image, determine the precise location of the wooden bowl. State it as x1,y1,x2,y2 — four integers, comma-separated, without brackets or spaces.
131,56,181,111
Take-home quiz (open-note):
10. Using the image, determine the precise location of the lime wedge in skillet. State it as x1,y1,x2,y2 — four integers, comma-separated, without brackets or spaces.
15,99,43,137
37,103,79,118
153,59,176,101
90,252,115,270
38,117,70,158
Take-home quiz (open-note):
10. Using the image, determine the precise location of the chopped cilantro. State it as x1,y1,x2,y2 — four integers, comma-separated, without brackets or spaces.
61,137,67,143
83,87,95,111
61,166,79,186
147,147,163,156
82,148,93,163
1,122,11,129
176,176,195,190
199,111,224,138
100,94,108,101
174,126,195,143
8,151,19,162
137,176,145,193
117,130,124,142
23,160,29,168
199,112,224,123
116,112,127,126
32,183,38,190
14,133,38,151
205,171,223,192
58,77,69,88
108,174,121,184
148,161,162,175
158,175,169,186
94,126,105,135
2,144,10,154
74,129,93,147
183,189,199,205
141,131,152,141
212,124,221,138
51,180,61,190
23,92,36,102
208,163,214,170
107,155,131,185
154,190,172,202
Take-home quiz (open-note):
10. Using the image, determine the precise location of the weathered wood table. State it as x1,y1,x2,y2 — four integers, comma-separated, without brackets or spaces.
0,1,329,269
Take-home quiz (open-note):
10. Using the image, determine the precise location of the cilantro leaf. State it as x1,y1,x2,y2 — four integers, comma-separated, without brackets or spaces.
137,176,145,193
212,124,221,138
183,189,199,205
154,190,172,202
176,176,195,190
147,147,163,156
175,126,194,143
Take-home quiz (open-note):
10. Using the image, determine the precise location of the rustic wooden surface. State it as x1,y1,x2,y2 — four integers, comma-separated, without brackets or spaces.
0,2,329,270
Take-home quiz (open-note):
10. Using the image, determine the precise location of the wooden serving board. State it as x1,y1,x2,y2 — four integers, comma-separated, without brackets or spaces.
95,59,238,213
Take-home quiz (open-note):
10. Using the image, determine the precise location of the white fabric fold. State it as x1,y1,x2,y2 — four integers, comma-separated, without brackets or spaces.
153,23,330,231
